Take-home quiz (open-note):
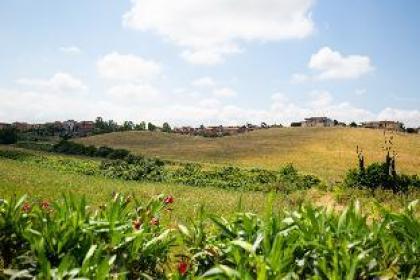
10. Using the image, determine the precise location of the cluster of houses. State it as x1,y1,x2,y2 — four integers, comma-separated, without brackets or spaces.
173,123,283,137
0,120,95,137
291,117,414,132
0,117,418,138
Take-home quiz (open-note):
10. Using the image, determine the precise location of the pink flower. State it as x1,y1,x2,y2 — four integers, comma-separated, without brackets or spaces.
164,195,174,204
150,217,159,226
40,200,50,210
132,219,142,230
22,202,31,213
178,260,188,276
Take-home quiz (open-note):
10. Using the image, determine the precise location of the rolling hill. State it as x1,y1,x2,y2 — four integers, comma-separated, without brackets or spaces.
77,128,420,181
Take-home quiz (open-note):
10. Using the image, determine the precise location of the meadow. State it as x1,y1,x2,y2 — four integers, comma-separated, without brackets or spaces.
77,128,420,182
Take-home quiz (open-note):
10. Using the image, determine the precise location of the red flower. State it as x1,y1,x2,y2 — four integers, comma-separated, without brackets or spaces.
164,195,174,204
178,260,188,276
40,200,50,210
150,217,159,226
132,219,142,230
22,202,31,213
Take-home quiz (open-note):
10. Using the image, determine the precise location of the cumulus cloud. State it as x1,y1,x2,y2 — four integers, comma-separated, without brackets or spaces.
59,46,82,54
123,0,314,64
191,77,216,87
213,87,237,98
97,52,161,81
309,47,374,80
292,47,374,82
16,72,87,93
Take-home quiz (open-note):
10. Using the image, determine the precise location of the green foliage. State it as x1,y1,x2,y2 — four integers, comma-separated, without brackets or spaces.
345,146,420,192
0,193,175,279
148,122,157,131
178,200,420,279
0,127,18,144
100,158,166,182
53,140,130,160
162,122,172,133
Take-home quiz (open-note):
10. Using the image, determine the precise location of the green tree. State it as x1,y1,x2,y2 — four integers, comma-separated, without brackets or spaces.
0,127,18,144
148,122,156,131
162,122,171,133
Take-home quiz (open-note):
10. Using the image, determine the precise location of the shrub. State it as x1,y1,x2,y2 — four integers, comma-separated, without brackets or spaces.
344,147,420,192
0,127,18,144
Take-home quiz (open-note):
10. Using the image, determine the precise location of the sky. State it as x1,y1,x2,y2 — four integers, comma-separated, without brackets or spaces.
0,0,419,127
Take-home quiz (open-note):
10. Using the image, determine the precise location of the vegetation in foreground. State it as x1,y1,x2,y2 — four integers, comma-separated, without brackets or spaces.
1,193,419,279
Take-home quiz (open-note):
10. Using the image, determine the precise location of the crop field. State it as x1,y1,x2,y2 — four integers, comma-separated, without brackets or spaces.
77,128,420,181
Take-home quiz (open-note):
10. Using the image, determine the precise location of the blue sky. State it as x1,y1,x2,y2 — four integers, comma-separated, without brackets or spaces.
0,0,419,126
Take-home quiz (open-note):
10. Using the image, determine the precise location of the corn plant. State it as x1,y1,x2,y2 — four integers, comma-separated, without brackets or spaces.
178,198,420,279
0,193,175,279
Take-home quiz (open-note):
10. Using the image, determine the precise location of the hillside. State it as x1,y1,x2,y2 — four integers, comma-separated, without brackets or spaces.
77,128,420,181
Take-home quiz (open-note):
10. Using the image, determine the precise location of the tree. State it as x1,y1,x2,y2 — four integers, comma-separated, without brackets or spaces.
135,121,146,131
0,127,18,144
148,122,156,131
350,122,358,128
162,122,171,133
123,121,134,131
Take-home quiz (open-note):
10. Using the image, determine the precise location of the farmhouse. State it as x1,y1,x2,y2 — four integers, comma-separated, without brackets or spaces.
76,121,95,136
12,122,32,132
301,117,334,128
361,121,404,131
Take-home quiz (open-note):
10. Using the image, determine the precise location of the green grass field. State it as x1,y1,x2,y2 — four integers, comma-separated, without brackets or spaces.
1,147,418,221
77,128,420,181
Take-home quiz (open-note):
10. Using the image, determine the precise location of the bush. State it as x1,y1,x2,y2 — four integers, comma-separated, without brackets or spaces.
344,150,420,192
0,127,17,144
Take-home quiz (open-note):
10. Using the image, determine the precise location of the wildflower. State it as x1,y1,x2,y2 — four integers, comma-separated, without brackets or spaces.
164,195,174,204
132,219,142,230
178,260,188,276
40,200,50,210
150,217,159,226
22,202,31,213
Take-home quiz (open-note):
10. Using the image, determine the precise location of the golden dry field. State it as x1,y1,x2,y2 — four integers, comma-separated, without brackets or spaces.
78,128,420,181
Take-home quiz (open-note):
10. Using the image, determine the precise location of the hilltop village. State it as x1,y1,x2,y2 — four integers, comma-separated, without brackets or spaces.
0,116,418,140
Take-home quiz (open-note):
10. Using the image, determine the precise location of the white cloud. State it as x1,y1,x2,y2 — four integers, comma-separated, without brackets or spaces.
123,0,314,64
59,46,82,54
191,77,216,87
377,108,420,126
107,83,160,105
97,52,161,81
308,90,333,108
213,87,237,98
309,47,374,80
16,72,87,93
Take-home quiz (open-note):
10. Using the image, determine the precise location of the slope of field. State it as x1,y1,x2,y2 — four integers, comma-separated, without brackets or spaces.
78,128,420,181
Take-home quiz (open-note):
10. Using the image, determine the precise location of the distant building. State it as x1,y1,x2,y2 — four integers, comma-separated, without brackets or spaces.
0,122,10,130
12,122,32,132
76,121,95,136
361,121,404,131
301,117,334,128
